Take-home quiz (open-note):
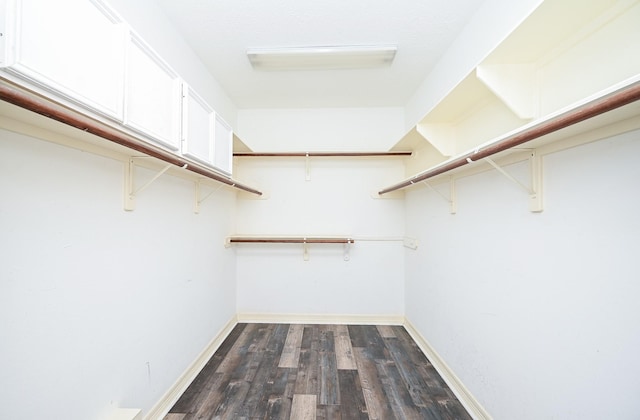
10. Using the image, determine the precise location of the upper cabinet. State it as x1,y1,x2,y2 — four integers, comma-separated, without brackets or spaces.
0,0,236,178
213,114,233,175
182,84,215,165
125,33,182,150
4,0,126,119
180,84,234,175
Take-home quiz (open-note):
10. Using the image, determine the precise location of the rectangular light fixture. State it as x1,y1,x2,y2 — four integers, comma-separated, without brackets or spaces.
247,45,397,71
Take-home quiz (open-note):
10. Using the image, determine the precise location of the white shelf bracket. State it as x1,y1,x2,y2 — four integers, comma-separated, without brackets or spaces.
484,153,543,212
303,240,309,261
194,180,223,214
344,241,351,261
305,153,311,181
124,158,135,211
529,151,543,213
422,178,457,214
484,157,533,194
124,158,181,211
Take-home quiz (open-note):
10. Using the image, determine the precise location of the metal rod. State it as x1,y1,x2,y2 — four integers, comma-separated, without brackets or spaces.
228,237,355,244
234,151,412,157
378,81,640,195
0,79,262,196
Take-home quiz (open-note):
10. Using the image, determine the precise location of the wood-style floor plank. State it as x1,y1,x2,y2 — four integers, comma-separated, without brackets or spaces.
279,324,304,368
376,324,397,338
318,326,339,405
333,325,357,370
385,336,437,408
182,372,227,419
349,325,389,360
338,370,368,419
375,357,425,420
294,326,320,395
215,323,260,374
291,394,316,420
168,323,472,419
257,366,296,420
238,324,289,418
169,323,246,414
353,347,394,420
210,379,251,419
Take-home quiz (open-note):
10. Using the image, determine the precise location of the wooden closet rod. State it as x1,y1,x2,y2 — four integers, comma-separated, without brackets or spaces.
379,81,640,195
0,80,263,196
228,237,355,244
234,151,412,157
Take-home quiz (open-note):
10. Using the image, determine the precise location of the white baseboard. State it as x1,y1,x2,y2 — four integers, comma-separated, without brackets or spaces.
403,318,492,420
144,315,238,420
236,312,405,325
108,408,142,420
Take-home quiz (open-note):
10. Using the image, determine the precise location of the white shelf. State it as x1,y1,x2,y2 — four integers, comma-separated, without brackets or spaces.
392,0,640,179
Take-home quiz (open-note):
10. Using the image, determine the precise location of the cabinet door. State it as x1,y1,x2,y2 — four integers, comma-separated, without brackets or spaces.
0,0,12,67
181,84,214,165
213,114,233,176
9,0,126,119
125,32,181,150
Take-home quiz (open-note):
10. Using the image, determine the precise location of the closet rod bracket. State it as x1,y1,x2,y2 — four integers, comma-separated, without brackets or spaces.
484,157,533,194
529,151,543,212
194,180,223,214
305,153,311,181
124,158,185,211
303,239,309,261
483,151,543,212
422,177,457,214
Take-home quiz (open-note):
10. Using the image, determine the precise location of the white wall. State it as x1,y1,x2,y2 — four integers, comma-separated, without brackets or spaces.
235,158,405,317
0,129,237,419
405,129,640,419
235,108,406,318
237,107,405,152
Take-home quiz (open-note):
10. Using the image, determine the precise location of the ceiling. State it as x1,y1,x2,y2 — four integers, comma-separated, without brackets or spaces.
154,0,486,109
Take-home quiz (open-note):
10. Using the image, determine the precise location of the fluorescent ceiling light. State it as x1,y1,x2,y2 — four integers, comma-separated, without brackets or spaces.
247,45,397,71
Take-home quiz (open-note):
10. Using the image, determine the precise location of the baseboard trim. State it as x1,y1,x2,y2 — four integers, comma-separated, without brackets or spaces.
144,315,238,420
403,318,492,420
237,312,404,325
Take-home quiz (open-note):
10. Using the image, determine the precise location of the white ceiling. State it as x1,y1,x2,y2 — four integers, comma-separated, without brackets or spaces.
154,0,486,109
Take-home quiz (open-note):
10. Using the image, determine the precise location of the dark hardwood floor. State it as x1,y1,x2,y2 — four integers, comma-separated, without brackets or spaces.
165,323,471,420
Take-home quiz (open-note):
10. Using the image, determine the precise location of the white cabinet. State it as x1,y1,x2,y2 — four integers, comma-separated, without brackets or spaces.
0,0,11,67
182,84,234,176
5,0,126,119
1,0,235,175
125,33,182,150
213,115,233,176
181,84,214,165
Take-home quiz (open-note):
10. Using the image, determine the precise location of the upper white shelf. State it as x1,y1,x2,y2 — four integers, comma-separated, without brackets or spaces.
392,0,640,179
380,76,640,195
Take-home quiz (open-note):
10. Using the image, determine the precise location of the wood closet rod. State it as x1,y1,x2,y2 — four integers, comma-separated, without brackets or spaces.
378,81,640,195
234,151,412,157
228,237,355,244
0,80,263,196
